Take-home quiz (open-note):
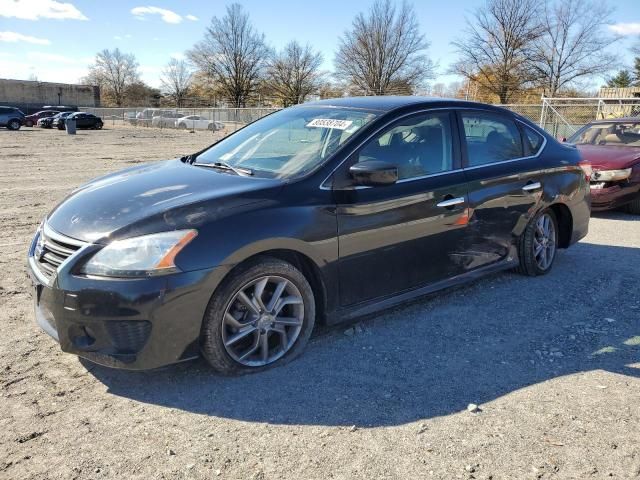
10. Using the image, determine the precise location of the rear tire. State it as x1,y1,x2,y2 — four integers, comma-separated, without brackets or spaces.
25,120,33,127
627,196,640,215
95,122,103,130
516,209,558,276
201,257,315,375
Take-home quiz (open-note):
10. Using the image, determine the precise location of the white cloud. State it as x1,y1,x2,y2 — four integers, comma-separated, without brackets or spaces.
0,57,88,83
139,65,163,88
114,35,122,40
185,14,198,21
0,0,88,21
608,23,640,36
131,6,182,24
0,31,51,45
170,52,186,60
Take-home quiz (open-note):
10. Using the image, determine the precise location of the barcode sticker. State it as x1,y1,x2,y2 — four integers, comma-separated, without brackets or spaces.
306,119,353,130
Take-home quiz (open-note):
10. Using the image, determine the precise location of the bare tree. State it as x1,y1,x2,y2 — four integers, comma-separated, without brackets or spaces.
633,42,640,87
85,49,140,107
530,0,618,97
160,58,193,107
265,41,324,106
452,0,543,104
334,0,434,95
188,3,268,107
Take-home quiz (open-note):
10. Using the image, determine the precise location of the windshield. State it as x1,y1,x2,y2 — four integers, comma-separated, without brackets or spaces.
569,122,640,147
195,106,379,178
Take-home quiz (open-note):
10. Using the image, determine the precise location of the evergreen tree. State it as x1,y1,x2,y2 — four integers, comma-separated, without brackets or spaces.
607,70,633,88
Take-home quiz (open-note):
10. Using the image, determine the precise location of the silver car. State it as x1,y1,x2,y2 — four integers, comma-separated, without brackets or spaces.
0,106,25,130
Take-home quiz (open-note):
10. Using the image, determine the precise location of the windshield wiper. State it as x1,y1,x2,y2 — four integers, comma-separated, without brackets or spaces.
192,161,253,176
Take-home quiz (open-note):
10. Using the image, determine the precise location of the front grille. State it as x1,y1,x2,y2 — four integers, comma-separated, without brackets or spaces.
104,321,152,353
33,225,85,282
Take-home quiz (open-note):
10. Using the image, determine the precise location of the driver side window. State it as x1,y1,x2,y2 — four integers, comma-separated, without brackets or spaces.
357,112,454,181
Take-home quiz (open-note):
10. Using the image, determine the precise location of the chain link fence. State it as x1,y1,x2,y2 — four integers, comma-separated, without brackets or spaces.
82,107,280,134
81,98,640,138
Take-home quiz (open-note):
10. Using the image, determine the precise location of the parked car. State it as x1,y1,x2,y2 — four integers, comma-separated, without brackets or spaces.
28,97,590,373
44,111,73,129
133,109,174,126
568,118,640,213
0,106,25,130
57,112,103,130
151,112,184,128
24,110,59,127
42,105,77,113
175,115,218,130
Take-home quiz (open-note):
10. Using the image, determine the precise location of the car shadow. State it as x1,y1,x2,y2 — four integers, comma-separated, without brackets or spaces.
84,240,640,427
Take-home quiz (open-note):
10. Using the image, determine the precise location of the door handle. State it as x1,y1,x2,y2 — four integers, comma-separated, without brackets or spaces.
436,196,465,209
522,181,542,192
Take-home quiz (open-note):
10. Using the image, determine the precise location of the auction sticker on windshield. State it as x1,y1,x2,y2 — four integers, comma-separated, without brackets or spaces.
306,118,353,130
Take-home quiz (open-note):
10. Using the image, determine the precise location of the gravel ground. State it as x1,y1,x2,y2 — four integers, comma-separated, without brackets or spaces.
1,127,639,480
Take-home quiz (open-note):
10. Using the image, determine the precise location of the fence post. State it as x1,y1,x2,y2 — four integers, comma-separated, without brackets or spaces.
539,95,546,128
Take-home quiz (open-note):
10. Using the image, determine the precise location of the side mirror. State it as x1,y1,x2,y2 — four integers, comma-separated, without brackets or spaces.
349,160,398,187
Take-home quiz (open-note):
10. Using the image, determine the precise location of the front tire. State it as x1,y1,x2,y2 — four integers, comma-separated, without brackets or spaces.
517,209,558,276
201,257,316,375
626,196,640,215
7,119,21,131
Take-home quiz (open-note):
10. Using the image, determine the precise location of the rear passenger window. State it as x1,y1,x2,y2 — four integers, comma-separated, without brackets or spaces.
522,125,544,155
461,112,523,167
358,112,454,180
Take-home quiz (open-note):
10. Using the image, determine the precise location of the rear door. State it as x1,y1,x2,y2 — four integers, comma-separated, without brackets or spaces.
334,110,472,306
457,109,545,267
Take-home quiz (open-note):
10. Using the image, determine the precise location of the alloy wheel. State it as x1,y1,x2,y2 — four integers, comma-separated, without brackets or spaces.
533,213,556,270
222,275,304,367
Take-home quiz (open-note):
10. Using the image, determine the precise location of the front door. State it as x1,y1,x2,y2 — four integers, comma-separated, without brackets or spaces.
334,110,472,306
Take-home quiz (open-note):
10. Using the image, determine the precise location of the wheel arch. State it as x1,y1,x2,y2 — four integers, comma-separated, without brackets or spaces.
213,246,329,325
548,202,573,248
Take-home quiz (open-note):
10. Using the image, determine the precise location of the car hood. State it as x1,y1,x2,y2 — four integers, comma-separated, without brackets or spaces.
47,159,283,243
576,144,640,169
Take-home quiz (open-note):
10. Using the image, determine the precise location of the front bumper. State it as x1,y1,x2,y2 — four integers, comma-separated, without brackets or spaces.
590,181,640,211
27,230,231,370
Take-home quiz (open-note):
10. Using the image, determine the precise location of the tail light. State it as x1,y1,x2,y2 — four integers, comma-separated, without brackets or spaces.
578,160,592,182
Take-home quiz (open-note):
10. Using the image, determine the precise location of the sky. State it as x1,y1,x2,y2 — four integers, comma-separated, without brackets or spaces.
0,0,639,90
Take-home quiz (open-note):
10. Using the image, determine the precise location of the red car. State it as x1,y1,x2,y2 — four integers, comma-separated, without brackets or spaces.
24,110,59,127
568,118,640,214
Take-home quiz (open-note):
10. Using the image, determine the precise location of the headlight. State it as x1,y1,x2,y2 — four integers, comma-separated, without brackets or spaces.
592,168,632,182
81,230,197,277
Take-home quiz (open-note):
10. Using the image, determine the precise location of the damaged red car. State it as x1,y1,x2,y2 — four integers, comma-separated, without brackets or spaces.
568,118,640,213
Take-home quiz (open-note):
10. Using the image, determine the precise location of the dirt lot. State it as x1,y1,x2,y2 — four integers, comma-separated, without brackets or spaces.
1,127,639,480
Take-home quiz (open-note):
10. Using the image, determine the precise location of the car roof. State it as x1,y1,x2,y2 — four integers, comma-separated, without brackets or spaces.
590,117,640,124
299,95,513,113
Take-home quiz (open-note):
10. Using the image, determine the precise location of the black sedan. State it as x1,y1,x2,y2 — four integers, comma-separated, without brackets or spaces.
57,112,103,130
28,97,590,373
